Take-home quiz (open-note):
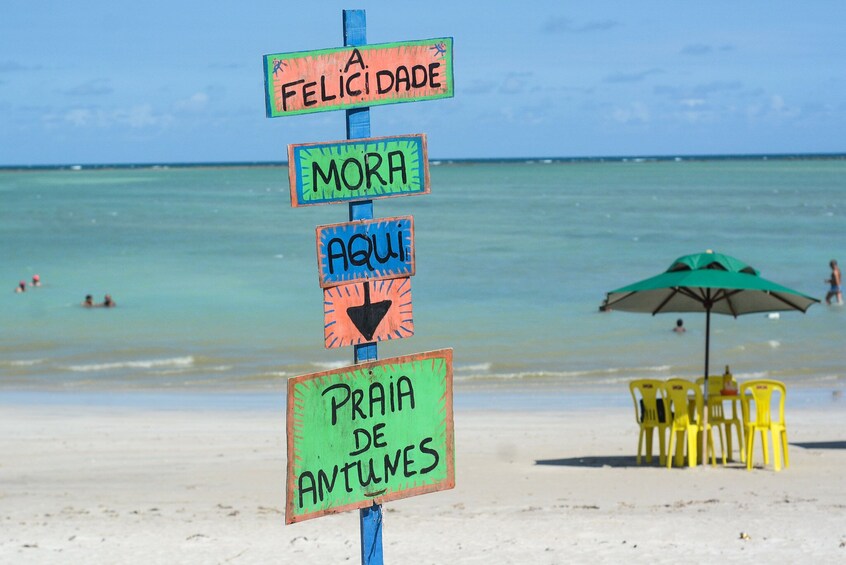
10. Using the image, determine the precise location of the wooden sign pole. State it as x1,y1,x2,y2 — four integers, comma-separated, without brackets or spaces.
343,9,384,565
270,8,454,558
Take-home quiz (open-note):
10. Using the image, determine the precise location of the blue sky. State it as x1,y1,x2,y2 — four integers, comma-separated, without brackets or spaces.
1,1,844,165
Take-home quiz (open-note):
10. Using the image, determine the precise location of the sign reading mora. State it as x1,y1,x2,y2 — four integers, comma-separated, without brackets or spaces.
264,38,453,117
288,134,429,206
316,216,415,288
286,349,455,524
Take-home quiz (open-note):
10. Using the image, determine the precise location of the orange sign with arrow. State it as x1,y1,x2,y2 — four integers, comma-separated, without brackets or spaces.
323,278,413,349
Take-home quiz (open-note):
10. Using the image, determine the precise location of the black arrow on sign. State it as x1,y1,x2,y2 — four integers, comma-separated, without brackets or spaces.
346,282,392,341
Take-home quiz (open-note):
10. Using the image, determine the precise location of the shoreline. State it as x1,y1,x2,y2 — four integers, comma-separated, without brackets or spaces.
2,380,843,412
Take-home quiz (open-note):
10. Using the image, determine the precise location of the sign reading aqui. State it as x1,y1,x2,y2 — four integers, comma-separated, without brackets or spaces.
316,215,415,288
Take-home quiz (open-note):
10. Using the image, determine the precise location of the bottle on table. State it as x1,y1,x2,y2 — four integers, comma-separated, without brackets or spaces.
723,365,737,394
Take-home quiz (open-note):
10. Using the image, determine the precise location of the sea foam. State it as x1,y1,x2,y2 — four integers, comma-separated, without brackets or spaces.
65,356,194,372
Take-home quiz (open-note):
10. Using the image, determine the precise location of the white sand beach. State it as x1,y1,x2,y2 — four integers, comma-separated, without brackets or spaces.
2,398,845,564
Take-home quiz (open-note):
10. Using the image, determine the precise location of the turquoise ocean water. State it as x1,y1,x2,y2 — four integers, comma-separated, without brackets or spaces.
2,157,845,407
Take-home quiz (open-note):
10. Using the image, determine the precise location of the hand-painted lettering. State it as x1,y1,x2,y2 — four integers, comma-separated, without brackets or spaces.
281,62,442,106
265,39,453,117
418,437,440,474
321,376,415,425
316,216,415,288
326,226,406,275
343,48,365,73
376,62,443,95
286,350,453,523
350,423,388,457
310,150,407,193
289,135,428,206
296,436,441,508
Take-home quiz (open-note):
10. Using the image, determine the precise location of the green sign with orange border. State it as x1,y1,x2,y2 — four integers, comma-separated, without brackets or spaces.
285,349,454,524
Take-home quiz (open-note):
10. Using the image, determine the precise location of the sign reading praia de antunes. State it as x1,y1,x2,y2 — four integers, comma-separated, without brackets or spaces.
286,349,454,524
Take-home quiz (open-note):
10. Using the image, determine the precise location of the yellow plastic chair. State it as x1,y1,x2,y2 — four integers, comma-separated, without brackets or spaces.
740,380,789,471
665,378,717,468
629,379,669,465
696,376,743,464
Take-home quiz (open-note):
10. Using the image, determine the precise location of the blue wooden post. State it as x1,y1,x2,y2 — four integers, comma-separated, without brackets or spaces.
343,9,384,565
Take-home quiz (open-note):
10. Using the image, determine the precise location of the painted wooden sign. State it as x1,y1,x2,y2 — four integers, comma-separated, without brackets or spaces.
324,278,413,349
264,38,453,117
286,348,454,524
316,216,414,288
288,134,430,207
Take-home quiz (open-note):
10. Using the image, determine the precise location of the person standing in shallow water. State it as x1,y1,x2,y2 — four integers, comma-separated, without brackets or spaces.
825,259,842,305
82,294,94,307
673,319,686,333
102,294,116,308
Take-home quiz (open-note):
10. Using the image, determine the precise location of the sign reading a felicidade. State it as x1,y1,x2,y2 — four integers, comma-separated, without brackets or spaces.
316,216,415,288
264,38,453,117
288,134,429,207
285,349,454,524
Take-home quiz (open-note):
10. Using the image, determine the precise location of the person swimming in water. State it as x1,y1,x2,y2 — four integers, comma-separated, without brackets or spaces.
30,274,41,287
82,294,94,307
15,281,26,293
102,294,116,307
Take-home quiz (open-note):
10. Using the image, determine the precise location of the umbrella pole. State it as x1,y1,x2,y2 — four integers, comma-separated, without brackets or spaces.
704,307,710,379
702,306,711,466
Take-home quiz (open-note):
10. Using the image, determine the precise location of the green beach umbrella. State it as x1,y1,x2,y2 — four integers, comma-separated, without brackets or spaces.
604,250,818,378
603,250,819,463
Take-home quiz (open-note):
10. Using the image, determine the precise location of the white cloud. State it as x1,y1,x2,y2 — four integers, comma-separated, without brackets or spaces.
744,94,800,122
679,109,715,124
681,44,712,56
675,99,713,123
175,92,209,112
610,102,650,124
498,72,532,95
604,69,663,84
0,60,39,72
542,17,620,34
52,105,173,129
64,79,113,96
769,94,800,119
65,108,93,126
122,104,169,128
463,79,497,95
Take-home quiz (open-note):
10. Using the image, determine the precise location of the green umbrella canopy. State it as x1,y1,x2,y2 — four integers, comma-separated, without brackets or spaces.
604,251,819,316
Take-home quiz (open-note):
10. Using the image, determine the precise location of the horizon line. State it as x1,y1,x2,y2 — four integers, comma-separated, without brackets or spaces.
2,151,845,171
